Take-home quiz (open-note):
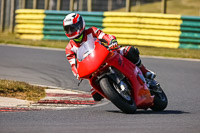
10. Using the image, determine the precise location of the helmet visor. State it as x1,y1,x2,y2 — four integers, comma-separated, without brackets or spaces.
64,17,84,35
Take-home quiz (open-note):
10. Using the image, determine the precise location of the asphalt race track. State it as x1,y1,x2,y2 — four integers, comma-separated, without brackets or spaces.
0,45,200,133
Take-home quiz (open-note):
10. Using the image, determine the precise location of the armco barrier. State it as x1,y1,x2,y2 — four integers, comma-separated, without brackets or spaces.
15,9,200,49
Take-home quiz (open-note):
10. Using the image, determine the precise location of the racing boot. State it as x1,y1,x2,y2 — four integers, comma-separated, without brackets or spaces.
119,46,156,79
139,64,156,79
90,88,104,101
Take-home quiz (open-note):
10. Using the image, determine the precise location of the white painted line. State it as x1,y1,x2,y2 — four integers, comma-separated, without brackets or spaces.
31,83,89,94
0,43,65,51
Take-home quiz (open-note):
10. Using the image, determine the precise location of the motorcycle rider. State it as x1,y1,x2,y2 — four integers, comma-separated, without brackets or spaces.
63,13,156,101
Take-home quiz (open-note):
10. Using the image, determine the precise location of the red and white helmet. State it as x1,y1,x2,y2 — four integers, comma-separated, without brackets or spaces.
63,13,85,39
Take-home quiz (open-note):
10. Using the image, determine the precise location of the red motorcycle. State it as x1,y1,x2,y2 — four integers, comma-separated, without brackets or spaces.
76,38,168,114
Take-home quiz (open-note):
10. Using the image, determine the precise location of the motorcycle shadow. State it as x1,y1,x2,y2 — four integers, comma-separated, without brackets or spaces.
107,110,190,115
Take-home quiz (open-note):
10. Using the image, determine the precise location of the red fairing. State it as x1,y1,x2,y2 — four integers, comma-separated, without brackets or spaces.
75,39,154,109
65,26,117,77
105,53,154,108
77,41,109,78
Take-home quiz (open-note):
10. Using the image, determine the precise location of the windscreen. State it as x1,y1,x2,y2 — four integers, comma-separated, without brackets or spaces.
77,37,96,61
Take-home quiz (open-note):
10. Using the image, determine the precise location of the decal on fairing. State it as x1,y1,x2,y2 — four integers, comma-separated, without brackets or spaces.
118,56,124,67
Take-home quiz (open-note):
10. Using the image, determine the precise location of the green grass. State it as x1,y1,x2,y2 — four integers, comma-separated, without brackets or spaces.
0,79,46,101
0,33,67,49
116,0,200,16
138,46,200,59
1,33,200,59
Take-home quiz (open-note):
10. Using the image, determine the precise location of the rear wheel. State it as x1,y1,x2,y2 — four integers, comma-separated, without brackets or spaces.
99,77,136,114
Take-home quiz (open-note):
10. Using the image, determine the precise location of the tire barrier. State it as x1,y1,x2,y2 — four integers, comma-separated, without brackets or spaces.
15,9,200,49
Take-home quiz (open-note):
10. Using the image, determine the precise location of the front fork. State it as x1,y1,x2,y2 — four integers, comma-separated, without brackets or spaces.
108,67,131,94
146,78,162,94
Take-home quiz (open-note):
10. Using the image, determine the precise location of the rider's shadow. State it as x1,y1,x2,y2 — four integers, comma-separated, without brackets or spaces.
106,110,190,115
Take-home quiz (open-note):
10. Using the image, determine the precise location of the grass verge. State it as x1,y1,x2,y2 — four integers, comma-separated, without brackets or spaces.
0,79,46,101
0,33,67,49
136,45,200,59
1,33,200,59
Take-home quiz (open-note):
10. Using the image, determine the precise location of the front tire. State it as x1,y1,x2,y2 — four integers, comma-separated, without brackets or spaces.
150,84,168,111
99,77,136,114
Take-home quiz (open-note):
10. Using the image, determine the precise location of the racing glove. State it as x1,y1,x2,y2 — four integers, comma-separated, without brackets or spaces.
76,74,80,80
108,39,118,49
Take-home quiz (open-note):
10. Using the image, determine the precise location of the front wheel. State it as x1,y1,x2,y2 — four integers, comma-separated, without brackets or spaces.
99,77,136,114
149,81,168,111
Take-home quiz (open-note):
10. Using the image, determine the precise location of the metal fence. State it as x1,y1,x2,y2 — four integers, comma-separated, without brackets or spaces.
0,0,164,32
1,0,200,33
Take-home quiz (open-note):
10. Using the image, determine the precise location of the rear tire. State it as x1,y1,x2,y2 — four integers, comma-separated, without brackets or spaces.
99,77,136,114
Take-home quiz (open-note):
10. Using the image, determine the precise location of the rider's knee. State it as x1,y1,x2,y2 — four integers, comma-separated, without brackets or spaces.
125,46,141,65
